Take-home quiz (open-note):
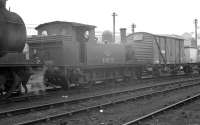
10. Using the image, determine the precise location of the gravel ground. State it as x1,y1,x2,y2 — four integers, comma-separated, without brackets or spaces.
19,82,200,125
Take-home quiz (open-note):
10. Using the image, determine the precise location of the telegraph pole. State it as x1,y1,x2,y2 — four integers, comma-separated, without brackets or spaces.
132,23,136,34
112,12,117,43
195,19,198,48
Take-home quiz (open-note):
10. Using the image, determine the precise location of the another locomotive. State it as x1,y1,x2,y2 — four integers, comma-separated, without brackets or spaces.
0,0,33,98
0,0,26,56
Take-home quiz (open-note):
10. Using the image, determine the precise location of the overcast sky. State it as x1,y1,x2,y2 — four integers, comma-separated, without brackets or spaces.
6,0,200,36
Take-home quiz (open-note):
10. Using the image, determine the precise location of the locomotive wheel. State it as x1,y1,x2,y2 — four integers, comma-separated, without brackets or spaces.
198,65,200,74
0,75,12,99
0,72,21,99
170,70,178,75
152,68,160,78
0,75,6,96
183,65,192,74
135,67,142,80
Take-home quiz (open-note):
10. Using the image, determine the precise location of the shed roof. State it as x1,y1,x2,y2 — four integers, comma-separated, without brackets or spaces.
128,32,185,40
156,34,185,40
35,21,96,30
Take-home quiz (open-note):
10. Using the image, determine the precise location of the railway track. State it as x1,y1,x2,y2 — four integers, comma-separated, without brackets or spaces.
0,74,193,114
0,75,197,117
122,91,200,125
1,74,196,104
1,76,200,125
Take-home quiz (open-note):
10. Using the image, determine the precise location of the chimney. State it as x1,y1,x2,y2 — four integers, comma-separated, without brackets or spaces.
0,0,6,8
120,28,127,43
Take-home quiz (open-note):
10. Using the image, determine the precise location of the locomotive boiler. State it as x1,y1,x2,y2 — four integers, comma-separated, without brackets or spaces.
0,0,28,98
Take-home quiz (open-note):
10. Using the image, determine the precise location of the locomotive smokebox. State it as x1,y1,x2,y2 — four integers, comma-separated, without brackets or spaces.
0,0,26,57
120,28,127,43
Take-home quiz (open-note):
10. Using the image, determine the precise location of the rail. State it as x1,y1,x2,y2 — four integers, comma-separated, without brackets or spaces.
13,78,200,125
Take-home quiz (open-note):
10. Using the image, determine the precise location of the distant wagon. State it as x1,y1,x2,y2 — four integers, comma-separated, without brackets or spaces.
126,32,189,75
126,32,185,64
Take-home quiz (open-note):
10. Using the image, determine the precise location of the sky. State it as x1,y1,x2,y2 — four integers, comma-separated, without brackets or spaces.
6,0,200,36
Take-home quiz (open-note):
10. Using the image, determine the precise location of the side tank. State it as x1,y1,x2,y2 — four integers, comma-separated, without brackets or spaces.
0,0,26,57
